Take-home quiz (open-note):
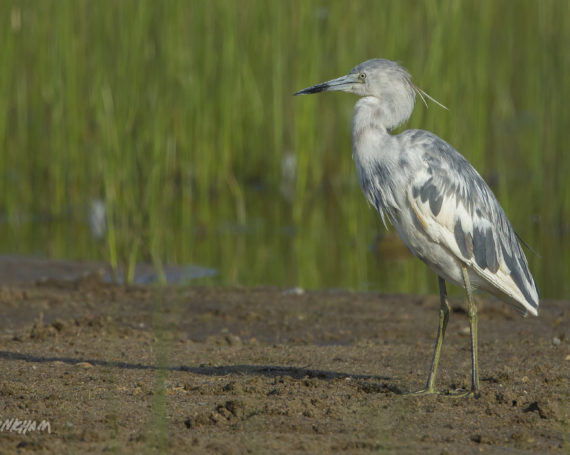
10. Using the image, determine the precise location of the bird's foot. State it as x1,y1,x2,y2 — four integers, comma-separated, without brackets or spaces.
445,388,480,399
403,387,480,398
403,388,439,396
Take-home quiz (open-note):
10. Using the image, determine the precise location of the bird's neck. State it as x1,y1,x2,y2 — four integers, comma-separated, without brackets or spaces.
352,97,400,181
353,95,414,136
352,97,393,166
351,97,407,228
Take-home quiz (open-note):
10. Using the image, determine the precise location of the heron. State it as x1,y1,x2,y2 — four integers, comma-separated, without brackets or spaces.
295,59,539,396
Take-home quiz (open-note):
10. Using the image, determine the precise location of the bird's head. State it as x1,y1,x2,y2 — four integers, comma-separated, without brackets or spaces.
295,59,445,130
295,59,410,97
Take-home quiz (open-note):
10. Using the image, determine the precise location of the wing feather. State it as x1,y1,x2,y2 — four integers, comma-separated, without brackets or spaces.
402,131,539,316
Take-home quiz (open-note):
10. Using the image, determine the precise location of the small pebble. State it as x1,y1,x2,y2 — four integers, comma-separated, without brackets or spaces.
458,326,470,336
224,334,242,347
283,287,305,296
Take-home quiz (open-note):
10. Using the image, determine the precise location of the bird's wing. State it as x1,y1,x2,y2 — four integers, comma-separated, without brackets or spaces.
403,131,539,316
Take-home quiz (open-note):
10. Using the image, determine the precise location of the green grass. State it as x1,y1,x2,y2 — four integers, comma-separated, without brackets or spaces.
0,0,568,298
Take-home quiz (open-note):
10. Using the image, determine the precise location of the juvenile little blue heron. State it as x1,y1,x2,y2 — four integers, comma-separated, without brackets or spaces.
295,59,539,396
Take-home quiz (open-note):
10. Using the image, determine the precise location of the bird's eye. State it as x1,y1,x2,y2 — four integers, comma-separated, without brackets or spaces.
359,73,366,81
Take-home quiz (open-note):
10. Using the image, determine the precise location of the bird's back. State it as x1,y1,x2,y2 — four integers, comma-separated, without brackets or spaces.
360,128,539,316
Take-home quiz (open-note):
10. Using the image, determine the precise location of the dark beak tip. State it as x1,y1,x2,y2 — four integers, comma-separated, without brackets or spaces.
294,85,326,96
294,88,312,96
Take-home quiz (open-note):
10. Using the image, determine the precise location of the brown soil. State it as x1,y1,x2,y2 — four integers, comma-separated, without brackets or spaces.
0,257,567,454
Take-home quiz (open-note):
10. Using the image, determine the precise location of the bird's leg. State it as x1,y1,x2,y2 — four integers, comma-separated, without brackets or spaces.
423,277,451,392
407,277,450,395
461,265,480,396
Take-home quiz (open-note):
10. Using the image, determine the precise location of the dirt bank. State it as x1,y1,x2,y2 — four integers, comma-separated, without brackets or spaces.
0,257,567,453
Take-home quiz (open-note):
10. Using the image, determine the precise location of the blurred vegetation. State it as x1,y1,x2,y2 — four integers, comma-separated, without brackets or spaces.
0,0,568,297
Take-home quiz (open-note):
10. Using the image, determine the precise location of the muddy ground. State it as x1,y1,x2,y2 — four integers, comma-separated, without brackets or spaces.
0,256,567,454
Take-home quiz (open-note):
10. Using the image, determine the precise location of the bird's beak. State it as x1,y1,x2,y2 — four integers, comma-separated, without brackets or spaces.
294,74,358,96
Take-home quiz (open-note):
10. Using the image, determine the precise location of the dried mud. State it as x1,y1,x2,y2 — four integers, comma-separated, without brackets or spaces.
0,257,567,454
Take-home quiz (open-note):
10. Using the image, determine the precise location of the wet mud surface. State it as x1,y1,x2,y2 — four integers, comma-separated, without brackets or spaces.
0,257,567,453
